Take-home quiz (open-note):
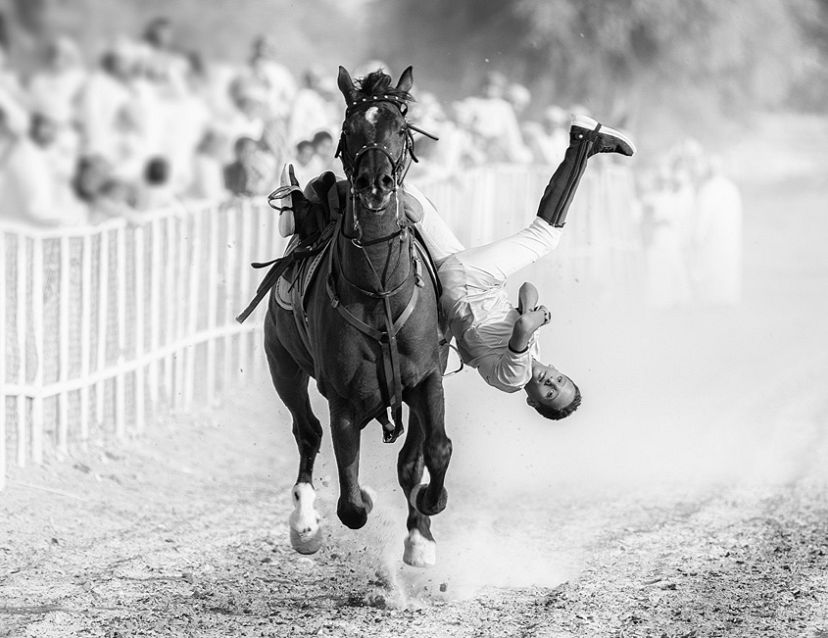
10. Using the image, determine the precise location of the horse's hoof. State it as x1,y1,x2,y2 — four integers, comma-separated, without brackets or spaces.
290,524,323,554
403,529,436,567
289,482,322,554
361,486,376,515
409,483,448,516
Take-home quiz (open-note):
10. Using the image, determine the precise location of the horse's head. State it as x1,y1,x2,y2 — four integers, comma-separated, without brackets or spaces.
336,65,414,213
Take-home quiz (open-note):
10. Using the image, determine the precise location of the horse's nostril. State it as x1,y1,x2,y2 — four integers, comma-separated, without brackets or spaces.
380,175,394,190
355,175,370,190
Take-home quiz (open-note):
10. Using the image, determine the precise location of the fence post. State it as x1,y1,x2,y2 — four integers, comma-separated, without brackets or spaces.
95,230,109,430
184,209,201,410
58,235,70,454
148,218,161,409
134,226,146,434
80,234,91,445
0,232,6,490
174,214,187,408
223,203,238,394
205,207,218,401
31,237,44,465
163,215,176,406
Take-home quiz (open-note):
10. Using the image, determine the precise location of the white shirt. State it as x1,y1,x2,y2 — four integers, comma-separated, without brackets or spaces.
438,256,538,393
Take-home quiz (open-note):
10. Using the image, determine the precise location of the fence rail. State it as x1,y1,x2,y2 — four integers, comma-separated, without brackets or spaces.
1,165,638,489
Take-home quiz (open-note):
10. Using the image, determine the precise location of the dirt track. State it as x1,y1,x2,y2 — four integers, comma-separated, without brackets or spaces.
3,115,828,637
2,396,828,638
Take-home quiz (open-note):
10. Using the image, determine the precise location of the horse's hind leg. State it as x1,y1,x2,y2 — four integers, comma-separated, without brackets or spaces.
264,323,323,554
397,413,437,567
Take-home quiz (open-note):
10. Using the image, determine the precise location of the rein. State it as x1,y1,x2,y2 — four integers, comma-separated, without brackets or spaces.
329,95,433,441
326,199,425,443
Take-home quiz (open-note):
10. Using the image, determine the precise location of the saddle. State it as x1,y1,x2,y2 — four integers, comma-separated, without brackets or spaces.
237,172,444,443
273,236,331,312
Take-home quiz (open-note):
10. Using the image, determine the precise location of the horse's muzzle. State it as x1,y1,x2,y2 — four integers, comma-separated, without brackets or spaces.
355,184,394,212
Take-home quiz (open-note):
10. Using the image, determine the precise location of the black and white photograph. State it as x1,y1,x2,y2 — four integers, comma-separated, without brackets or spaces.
1,1,827,636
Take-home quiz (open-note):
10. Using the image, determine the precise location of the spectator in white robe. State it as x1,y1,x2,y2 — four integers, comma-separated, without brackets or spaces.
162,55,211,193
141,17,189,96
311,130,343,178
693,156,743,306
27,36,86,129
288,67,332,146
460,72,532,164
0,42,28,124
190,129,228,200
0,110,86,226
139,156,185,212
109,104,150,183
506,83,531,120
528,106,569,167
223,77,266,157
247,36,296,122
290,139,323,188
407,97,484,183
77,48,132,161
640,165,692,309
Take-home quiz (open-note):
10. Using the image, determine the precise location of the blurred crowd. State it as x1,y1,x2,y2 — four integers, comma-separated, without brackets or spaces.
636,140,743,308
0,19,344,227
0,16,589,229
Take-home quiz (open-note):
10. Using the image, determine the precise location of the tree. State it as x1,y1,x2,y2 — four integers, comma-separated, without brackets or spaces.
371,0,823,124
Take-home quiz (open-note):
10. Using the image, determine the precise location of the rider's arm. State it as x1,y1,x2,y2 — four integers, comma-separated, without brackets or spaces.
508,305,550,354
517,281,539,315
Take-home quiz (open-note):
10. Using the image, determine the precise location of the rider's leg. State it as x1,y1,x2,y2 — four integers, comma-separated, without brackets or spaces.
537,115,636,227
441,117,635,285
404,182,465,266
447,218,563,285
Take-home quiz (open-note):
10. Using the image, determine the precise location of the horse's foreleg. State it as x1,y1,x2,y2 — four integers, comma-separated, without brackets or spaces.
265,317,323,554
397,413,436,567
406,372,451,517
329,398,373,530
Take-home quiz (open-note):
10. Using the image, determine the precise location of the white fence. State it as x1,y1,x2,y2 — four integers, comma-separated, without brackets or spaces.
0,165,638,489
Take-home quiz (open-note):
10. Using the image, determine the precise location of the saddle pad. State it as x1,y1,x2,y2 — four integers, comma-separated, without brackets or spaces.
274,236,331,311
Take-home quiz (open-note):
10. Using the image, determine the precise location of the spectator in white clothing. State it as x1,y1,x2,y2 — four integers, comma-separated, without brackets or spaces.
27,36,86,128
288,67,332,146
0,109,85,226
693,156,743,306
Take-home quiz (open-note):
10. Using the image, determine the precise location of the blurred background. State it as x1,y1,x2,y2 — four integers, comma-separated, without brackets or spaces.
1,0,828,592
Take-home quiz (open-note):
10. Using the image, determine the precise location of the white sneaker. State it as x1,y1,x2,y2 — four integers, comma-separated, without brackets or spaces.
571,115,636,156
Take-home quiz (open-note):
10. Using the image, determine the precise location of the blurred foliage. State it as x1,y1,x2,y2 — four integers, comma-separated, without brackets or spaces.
370,0,827,124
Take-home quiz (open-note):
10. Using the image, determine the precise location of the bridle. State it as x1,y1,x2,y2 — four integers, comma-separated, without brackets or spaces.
335,94,437,243
327,93,437,442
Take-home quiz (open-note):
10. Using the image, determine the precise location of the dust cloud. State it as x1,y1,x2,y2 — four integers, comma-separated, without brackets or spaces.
254,120,828,601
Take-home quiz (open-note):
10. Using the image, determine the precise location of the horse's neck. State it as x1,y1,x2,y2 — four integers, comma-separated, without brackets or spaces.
340,194,412,294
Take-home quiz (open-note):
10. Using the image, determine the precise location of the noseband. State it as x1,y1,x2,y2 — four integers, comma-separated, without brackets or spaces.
336,95,412,183
335,95,438,240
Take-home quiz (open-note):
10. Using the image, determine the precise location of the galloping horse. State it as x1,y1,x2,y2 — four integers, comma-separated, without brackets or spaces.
262,66,451,567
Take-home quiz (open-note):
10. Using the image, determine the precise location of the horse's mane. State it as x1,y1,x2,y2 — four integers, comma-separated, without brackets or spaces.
355,70,414,104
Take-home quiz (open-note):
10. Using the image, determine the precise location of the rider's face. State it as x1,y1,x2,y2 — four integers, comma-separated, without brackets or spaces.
524,361,577,412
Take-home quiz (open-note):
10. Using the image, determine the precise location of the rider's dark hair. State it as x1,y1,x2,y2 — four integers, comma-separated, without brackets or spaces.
355,70,414,104
532,383,582,420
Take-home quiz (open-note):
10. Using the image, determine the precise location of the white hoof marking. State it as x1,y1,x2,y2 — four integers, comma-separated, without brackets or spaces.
289,483,322,554
403,529,436,567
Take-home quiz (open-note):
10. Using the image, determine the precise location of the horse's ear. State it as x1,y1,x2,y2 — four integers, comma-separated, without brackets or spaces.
396,66,414,94
337,66,356,104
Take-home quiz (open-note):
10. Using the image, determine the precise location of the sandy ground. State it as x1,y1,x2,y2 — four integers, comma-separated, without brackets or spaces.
3,114,828,637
